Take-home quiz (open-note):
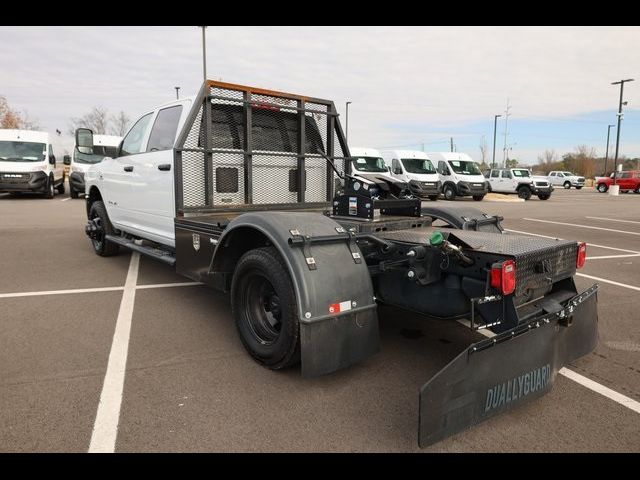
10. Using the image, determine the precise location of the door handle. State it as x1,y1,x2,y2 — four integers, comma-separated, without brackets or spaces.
158,164,171,171
124,166,134,172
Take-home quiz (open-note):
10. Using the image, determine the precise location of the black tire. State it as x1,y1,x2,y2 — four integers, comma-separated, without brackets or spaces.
563,181,571,189
635,186,640,194
56,174,66,194
575,186,583,190
428,195,438,201
70,185,79,199
44,175,55,199
472,195,485,201
88,201,119,256
231,247,300,370
597,183,608,193
517,186,532,200
443,184,456,201
537,194,550,200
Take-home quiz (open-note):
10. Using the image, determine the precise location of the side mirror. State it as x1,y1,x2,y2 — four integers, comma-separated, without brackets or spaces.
63,155,71,166
76,128,94,155
49,155,56,165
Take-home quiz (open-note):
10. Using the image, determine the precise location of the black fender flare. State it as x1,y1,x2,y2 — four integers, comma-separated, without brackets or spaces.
211,211,379,376
420,204,504,233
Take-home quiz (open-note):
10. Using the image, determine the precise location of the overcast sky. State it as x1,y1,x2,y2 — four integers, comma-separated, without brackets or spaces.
2,26,639,163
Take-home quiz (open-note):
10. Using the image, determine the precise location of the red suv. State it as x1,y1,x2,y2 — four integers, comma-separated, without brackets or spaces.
595,170,640,193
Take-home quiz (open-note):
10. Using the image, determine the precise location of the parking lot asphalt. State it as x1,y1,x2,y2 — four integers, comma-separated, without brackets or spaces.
1,186,639,452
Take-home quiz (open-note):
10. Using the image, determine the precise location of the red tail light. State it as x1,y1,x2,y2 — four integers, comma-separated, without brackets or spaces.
490,260,516,295
576,242,587,269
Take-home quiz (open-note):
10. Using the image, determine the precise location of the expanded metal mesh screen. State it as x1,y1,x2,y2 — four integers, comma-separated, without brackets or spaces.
175,81,347,213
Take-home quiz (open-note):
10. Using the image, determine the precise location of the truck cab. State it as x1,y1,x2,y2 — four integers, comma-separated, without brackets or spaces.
84,97,193,247
595,170,640,193
485,167,552,200
381,149,440,200
429,152,488,201
0,129,67,198
67,134,121,198
548,171,585,189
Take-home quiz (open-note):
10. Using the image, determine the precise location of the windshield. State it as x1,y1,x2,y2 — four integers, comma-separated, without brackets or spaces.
512,169,530,178
448,160,481,176
0,141,46,162
351,156,388,173
563,171,575,176
402,158,436,174
74,145,119,164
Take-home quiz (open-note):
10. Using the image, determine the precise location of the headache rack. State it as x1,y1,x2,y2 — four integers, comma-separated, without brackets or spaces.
174,80,351,216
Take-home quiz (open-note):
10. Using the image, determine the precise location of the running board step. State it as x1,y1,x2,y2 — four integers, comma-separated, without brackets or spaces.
105,234,176,267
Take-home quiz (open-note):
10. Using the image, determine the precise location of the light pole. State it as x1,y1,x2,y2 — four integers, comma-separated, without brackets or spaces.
492,114,501,169
175,86,180,100
611,78,634,185
198,26,208,81
604,124,615,175
345,101,352,144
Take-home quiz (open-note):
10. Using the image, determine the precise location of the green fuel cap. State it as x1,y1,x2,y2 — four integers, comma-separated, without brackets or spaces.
430,231,444,246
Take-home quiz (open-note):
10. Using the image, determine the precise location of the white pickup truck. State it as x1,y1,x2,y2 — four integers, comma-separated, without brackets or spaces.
80,80,599,448
548,171,585,189
485,167,552,200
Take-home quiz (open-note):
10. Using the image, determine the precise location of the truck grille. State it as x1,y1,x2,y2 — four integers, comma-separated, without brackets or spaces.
1,172,30,184
535,181,549,187
577,177,585,183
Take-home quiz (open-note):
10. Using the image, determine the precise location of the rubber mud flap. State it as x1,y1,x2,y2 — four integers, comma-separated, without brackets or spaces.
418,285,598,447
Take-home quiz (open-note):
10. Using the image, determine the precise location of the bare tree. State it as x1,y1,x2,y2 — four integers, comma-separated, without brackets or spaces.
0,95,40,130
110,111,130,136
479,135,488,166
537,149,558,165
68,106,110,134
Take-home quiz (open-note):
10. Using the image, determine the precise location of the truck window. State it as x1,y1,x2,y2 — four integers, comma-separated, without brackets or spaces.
512,169,530,177
401,158,436,174
392,158,402,174
147,105,183,152
620,172,631,179
438,161,449,175
121,113,154,156
490,170,499,178
449,161,481,176
501,170,512,179
0,141,46,162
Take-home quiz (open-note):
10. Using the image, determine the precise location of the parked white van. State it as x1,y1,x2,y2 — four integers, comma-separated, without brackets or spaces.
66,133,121,198
0,129,67,198
348,147,395,182
381,150,440,200
429,152,488,201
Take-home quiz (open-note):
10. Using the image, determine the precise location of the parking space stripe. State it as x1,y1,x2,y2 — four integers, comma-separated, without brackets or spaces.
586,254,640,260
89,253,140,453
504,229,640,254
575,273,640,292
586,216,640,225
60,197,71,202
558,368,640,414
0,286,125,299
523,218,640,236
136,281,201,290
457,320,640,415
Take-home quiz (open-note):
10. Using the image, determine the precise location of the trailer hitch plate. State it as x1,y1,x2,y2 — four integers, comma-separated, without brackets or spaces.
418,284,598,447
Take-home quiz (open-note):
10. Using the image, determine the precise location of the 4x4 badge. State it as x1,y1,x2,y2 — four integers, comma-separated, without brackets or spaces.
192,233,200,252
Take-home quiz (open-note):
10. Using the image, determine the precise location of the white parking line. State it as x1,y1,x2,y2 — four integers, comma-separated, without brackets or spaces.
457,320,640,415
558,368,640,414
586,254,640,260
504,229,640,254
0,286,125,299
136,281,201,290
586,216,640,225
89,253,140,453
523,218,640,236
574,273,640,292
60,197,71,202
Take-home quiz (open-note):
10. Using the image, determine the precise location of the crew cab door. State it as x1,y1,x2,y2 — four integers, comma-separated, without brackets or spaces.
126,102,188,245
487,169,501,191
617,171,633,190
100,111,155,228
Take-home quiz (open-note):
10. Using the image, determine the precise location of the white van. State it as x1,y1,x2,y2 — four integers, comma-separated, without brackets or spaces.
0,129,67,198
381,150,440,200
348,147,395,181
66,134,121,198
429,152,488,201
